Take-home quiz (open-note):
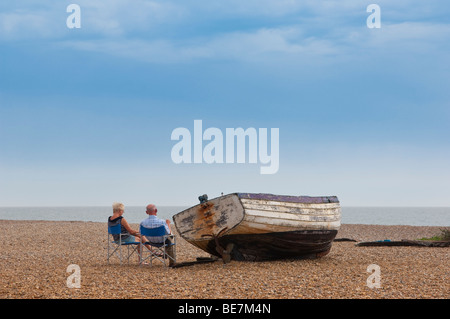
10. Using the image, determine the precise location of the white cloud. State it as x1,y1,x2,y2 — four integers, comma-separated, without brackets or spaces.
80,0,187,36
61,19,450,66
0,10,61,40
0,1,187,40
365,22,450,47
1,0,449,65
60,26,343,64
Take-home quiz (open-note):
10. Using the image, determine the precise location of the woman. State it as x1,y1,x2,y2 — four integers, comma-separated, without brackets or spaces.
108,202,140,243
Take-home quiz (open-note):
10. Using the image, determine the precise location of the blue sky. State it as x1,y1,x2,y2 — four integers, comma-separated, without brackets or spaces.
1,1,449,207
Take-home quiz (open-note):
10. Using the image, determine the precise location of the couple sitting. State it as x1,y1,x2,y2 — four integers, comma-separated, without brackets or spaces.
108,202,174,265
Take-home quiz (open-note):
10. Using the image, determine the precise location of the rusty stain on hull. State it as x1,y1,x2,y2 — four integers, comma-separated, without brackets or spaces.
193,202,217,238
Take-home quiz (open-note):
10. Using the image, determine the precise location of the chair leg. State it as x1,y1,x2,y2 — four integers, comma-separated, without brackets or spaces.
107,235,111,264
139,243,173,267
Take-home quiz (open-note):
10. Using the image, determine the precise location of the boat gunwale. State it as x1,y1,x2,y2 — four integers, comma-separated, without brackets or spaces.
237,193,339,204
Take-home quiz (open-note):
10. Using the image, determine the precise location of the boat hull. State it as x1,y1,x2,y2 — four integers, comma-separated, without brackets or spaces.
195,229,338,261
173,193,341,261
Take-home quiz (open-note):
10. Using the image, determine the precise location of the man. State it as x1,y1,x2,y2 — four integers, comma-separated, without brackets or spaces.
140,204,172,243
140,204,175,265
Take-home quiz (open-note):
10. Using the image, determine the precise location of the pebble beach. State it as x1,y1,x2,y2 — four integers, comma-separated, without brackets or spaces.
0,220,448,299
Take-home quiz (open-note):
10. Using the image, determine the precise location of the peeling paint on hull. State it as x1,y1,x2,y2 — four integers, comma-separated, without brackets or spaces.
173,193,341,261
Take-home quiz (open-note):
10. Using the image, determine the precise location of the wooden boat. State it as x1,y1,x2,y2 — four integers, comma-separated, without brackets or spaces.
172,193,341,262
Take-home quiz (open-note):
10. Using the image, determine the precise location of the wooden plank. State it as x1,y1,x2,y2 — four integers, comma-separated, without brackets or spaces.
170,257,218,268
240,198,340,210
244,208,341,222
356,240,450,247
243,214,340,231
237,193,339,204
334,238,357,242
240,199,341,215
228,219,341,235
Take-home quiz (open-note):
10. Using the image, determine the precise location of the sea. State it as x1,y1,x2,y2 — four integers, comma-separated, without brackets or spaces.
0,206,449,226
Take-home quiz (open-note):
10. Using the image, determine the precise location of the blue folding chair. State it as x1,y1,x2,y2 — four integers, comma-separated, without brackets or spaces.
139,225,176,267
107,224,140,265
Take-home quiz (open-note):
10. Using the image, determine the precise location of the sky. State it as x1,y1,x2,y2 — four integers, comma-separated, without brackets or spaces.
0,1,449,207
